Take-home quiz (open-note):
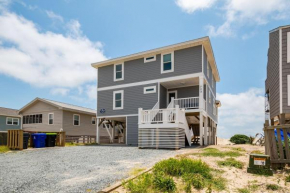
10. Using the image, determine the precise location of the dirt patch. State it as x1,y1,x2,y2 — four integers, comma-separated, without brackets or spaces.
113,145,290,193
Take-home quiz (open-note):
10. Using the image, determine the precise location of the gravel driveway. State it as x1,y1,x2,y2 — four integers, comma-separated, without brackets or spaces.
0,146,178,193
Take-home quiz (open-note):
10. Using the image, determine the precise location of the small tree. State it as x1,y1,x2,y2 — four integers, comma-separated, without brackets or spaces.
230,134,250,144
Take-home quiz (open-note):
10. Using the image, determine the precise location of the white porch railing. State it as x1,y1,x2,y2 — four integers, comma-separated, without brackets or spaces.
173,97,206,110
139,105,184,124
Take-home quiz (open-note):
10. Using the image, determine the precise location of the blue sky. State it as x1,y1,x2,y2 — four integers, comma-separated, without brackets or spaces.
0,0,290,138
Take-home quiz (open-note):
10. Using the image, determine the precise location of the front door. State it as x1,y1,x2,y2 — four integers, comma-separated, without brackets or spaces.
168,91,177,104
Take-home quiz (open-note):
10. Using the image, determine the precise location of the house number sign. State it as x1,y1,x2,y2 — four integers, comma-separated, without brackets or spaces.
100,109,106,114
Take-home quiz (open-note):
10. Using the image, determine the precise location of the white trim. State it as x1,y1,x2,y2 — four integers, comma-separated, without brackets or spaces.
73,114,80,126
279,29,283,113
202,45,204,74
161,52,174,74
204,77,216,98
167,90,177,105
113,90,124,110
97,114,138,118
48,113,54,125
114,63,124,82
158,82,160,108
92,117,97,125
144,86,156,94
6,117,19,126
287,32,290,63
98,73,203,91
207,61,210,78
144,55,156,63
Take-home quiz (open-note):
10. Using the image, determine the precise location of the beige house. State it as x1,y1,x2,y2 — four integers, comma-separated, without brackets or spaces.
19,98,97,136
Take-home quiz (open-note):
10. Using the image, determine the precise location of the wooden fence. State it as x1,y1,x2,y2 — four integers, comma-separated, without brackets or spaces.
66,135,96,144
7,130,23,150
264,125,290,166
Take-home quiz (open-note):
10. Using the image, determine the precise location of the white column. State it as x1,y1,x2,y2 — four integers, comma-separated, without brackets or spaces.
138,108,143,124
96,118,100,144
204,116,208,145
175,105,179,123
199,112,203,146
199,76,204,110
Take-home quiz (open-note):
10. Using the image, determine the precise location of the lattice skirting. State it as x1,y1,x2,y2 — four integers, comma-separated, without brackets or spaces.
138,128,185,149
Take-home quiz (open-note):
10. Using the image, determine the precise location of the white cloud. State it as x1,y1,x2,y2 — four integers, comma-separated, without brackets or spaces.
0,11,106,89
217,88,265,139
46,10,63,23
175,0,217,13
85,84,96,100
208,0,290,37
50,88,69,96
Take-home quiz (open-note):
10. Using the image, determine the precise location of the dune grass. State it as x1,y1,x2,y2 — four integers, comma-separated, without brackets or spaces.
196,148,241,158
0,146,10,153
217,158,244,169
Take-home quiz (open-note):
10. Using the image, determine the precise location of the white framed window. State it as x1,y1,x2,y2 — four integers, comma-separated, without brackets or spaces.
207,62,210,77
144,55,156,63
73,114,80,126
161,52,174,73
144,86,156,94
48,113,54,125
92,117,96,125
287,32,290,63
113,90,124,110
6,117,19,125
114,63,124,81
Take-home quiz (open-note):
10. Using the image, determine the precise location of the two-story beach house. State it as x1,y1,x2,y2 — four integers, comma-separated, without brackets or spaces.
92,37,221,149
265,25,290,125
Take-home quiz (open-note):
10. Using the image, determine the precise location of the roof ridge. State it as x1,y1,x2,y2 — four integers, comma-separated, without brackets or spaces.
41,98,96,111
0,107,19,111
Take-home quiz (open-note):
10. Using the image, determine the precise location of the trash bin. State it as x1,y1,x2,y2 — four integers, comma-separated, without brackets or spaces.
32,133,47,148
23,132,30,149
46,133,57,147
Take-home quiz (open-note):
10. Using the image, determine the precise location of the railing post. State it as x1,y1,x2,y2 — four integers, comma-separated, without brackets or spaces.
138,108,143,124
175,105,179,123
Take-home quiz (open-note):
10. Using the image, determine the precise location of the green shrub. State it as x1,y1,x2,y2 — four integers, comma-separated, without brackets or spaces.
125,173,153,193
153,172,176,192
266,184,280,191
286,175,290,183
183,173,205,190
237,188,250,193
217,158,244,169
230,134,250,144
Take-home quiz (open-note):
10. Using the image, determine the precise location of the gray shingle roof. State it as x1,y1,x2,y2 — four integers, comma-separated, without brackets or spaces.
41,98,96,114
0,107,20,117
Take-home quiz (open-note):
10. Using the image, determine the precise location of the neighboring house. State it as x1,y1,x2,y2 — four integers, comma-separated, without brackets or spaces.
0,107,21,131
92,37,221,148
18,98,97,136
265,25,290,125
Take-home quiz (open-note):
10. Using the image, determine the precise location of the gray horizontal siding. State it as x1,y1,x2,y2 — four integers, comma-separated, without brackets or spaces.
282,27,290,113
203,48,216,96
127,116,138,145
169,86,199,99
266,30,280,118
97,83,158,117
207,85,217,122
98,46,202,88
0,115,21,131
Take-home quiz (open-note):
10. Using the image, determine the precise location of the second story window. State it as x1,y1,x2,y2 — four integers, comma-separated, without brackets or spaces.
114,63,124,81
144,55,156,63
6,117,19,125
92,117,96,125
48,113,54,125
161,52,174,73
113,90,124,110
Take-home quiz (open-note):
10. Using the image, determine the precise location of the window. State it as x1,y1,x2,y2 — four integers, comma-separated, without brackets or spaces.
48,113,54,125
144,55,156,63
113,90,124,110
288,32,290,63
6,117,19,125
144,86,156,94
73,114,80,126
207,62,210,77
92,117,96,125
161,52,174,73
114,63,124,81
23,114,42,124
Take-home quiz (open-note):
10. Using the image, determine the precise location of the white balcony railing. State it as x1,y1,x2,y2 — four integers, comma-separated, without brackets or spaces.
139,106,184,124
173,97,205,110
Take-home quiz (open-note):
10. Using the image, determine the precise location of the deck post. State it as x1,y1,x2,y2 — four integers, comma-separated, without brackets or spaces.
96,118,100,144
199,112,203,146
204,116,208,145
138,108,142,124
175,105,179,123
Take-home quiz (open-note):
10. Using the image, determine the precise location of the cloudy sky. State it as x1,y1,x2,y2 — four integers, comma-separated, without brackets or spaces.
0,0,289,138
